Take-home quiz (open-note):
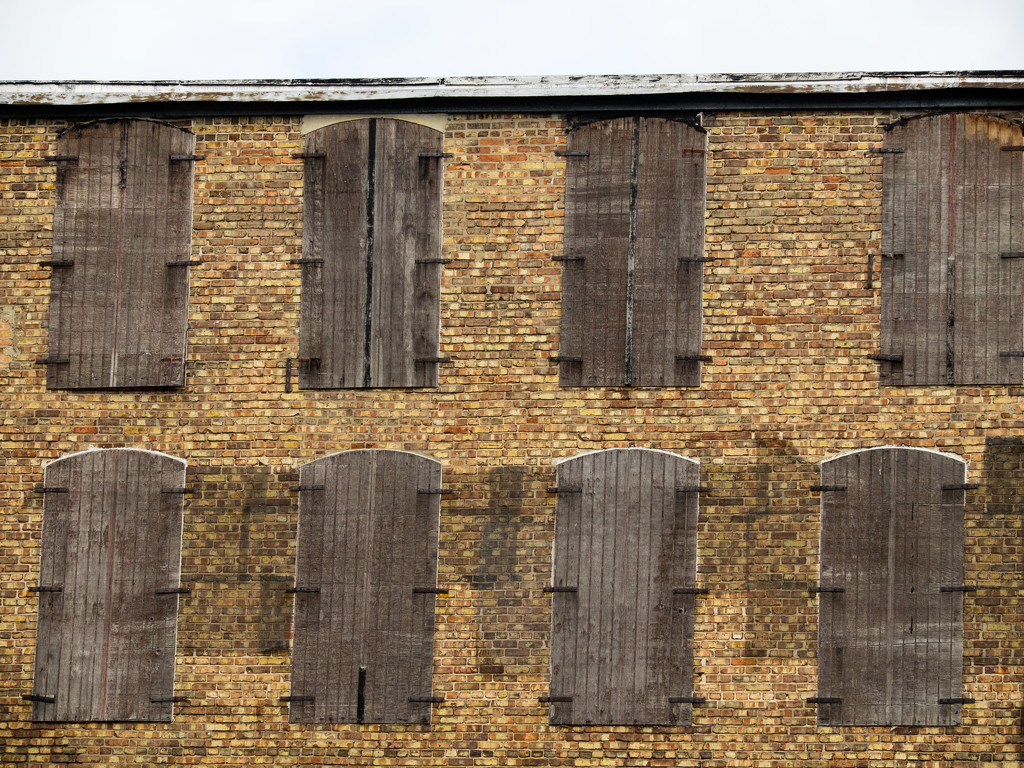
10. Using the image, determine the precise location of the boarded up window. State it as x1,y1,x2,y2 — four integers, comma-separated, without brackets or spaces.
46,119,195,388
879,113,1024,385
558,117,706,387
287,450,442,723
816,447,966,726
297,119,444,389
30,448,186,722
548,448,700,725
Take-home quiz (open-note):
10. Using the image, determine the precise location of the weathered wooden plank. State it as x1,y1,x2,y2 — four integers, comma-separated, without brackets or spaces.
46,121,193,389
633,118,706,386
560,119,632,385
32,449,184,722
289,450,440,723
372,120,444,387
550,449,698,725
882,114,1024,384
818,447,965,725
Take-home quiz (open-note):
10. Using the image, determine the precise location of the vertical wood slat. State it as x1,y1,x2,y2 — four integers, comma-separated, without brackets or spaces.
881,113,1024,385
32,449,185,722
289,450,441,723
817,447,964,726
560,118,706,387
47,120,194,389
633,118,707,386
559,119,632,386
298,119,443,389
549,448,698,725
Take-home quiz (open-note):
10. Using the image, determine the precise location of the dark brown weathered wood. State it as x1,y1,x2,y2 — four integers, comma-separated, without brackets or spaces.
288,450,441,723
817,447,965,726
559,118,706,387
633,118,707,386
47,120,194,389
549,448,699,725
880,114,1024,385
559,119,632,386
32,448,185,722
297,119,443,389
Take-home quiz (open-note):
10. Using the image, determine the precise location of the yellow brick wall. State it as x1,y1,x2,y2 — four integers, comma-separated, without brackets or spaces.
0,110,1021,766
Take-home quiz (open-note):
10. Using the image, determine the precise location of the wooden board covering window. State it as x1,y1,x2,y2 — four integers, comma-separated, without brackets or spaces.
558,117,706,387
297,119,444,389
548,448,700,725
47,120,195,388
288,450,441,723
880,113,1024,385
31,449,186,722
817,447,966,726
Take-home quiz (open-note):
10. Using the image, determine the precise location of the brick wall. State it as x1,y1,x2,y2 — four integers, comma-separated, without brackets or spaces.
0,108,1021,766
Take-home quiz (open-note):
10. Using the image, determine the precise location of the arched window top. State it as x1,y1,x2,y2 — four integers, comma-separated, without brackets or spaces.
883,110,1021,133
306,115,443,137
302,447,440,471
45,445,187,471
555,445,699,468
821,445,966,471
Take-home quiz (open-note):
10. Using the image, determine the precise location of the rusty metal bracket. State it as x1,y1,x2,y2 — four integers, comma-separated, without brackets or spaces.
678,256,715,263
150,695,189,703
675,485,710,493
289,258,324,265
810,485,847,492
22,694,56,703
867,353,903,363
38,260,74,268
280,695,314,702
35,486,69,493
44,155,78,163
290,484,325,492
28,585,63,593
555,150,589,157
169,154,204,162
551,356,583,364
675,355,713,363
286,586,321,594
161,487,194,494
807,696,842,704
417,487,453,494
543,586,578,593
809,587,845,594
669,696,706,704
939,697,975,705
552,255,585,262
418,151,454,159
165,260,201,267
869,147,904,154
412,587,449,594
415,258,453,265
941,483,980,491
673,587,709,595
154,587,191,595
999,351,1024,357
414,357,451,364
291,152,325,160
35,357,70,366
539,695,573,703
940,585,977,593
547,486,582,494
1001,146,1024,152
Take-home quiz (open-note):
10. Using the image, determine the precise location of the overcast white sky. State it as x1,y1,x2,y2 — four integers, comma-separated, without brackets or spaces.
1,0,1022,81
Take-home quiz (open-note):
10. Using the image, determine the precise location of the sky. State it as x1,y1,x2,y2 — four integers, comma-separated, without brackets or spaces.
1,0,1022,81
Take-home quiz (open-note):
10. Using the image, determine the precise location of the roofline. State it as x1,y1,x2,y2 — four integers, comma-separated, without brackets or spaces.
2,72,1023,117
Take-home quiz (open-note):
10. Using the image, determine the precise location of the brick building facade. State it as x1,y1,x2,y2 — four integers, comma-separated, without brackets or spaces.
1,73,1022,765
